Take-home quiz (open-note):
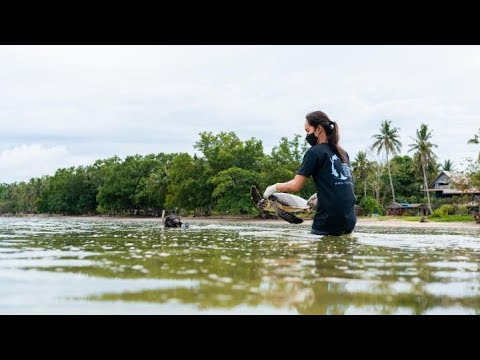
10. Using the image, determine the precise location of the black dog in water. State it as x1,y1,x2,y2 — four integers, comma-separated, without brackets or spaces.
164,215,189,229
164,215,182,228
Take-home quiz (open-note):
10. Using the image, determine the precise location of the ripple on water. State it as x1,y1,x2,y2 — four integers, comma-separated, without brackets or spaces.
356,233,480,251
1,217,480,314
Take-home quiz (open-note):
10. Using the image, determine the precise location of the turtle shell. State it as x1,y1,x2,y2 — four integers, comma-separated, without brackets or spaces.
269,193,310,212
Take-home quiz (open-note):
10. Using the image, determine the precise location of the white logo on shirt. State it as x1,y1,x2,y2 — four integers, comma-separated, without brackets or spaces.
330,154,349,181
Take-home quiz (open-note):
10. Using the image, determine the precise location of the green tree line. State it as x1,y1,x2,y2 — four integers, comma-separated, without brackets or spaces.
1,125,479,217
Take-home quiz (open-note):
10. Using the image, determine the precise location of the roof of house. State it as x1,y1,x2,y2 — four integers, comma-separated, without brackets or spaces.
385,202,427,209
442,189,479,195
430,171,470,187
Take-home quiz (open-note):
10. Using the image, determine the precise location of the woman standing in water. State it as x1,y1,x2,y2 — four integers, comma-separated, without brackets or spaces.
263,110,357,236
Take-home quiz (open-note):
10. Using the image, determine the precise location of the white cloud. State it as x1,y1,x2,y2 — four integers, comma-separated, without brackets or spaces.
0,145,95,183
0,45,479,181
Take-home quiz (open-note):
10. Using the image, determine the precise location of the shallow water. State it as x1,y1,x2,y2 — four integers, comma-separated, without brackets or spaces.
1,217,479,314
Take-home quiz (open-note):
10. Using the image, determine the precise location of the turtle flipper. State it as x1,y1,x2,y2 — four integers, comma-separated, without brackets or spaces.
250,185,263,205
276,208,304,224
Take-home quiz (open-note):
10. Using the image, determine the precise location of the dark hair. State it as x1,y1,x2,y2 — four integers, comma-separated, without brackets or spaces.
305,110,348,163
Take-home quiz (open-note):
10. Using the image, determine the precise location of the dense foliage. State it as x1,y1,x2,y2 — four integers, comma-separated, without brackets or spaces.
1,127,479,216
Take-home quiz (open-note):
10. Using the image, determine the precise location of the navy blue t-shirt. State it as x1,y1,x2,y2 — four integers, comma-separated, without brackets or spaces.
297,144,357,235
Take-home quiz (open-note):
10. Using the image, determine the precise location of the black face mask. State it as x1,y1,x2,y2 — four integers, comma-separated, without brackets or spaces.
305,132,318,147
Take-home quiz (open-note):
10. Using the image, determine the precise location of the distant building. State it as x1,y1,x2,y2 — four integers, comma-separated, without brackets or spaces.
426,171,479,199
385,202,428,216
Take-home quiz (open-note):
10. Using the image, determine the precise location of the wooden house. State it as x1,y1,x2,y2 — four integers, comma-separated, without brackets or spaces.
426,171,479,199
385,202,428,216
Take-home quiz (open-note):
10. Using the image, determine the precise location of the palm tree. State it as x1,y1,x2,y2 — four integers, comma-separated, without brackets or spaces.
352,150,372,197
408,123,438,215
467,128,480,162
371,120,402,204
440,159,455,172
468,129,480,144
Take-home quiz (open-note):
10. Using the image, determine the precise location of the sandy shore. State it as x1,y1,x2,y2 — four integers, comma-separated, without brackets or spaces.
4,214,480,232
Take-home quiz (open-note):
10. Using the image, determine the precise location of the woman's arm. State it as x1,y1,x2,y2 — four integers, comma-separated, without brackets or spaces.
276,175,308,193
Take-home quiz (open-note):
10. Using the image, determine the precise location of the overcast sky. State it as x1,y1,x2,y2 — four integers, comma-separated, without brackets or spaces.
1,45,479,184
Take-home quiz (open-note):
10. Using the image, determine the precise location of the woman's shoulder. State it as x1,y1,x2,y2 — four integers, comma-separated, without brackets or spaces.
304,144,331,161
311,143,332,153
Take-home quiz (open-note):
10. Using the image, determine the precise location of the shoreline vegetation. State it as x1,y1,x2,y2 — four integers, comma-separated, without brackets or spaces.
1,213,479,230
1,131,479,225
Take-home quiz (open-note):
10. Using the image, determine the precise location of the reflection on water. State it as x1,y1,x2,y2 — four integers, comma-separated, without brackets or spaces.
1,217,480,314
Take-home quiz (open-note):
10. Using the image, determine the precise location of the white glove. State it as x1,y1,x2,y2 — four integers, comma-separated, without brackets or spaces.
307,193,318,208
263,184,277,198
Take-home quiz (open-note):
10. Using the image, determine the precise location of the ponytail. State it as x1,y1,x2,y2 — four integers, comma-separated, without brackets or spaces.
326,121,348,164
306,111,348,164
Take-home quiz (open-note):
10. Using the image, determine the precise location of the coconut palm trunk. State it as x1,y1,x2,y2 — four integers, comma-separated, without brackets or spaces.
373,162,382,203
422,162,433,214
386,152,396,204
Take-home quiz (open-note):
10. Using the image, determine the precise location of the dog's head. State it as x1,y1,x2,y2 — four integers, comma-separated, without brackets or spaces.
164,215,182,228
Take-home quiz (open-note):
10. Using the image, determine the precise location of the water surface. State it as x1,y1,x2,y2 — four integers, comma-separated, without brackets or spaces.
1,217,479,314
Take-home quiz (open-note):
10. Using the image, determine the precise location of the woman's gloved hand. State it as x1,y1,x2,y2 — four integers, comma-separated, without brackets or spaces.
263,184,278,198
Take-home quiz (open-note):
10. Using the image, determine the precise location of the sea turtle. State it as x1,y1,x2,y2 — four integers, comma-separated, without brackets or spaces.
250,185,317,224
